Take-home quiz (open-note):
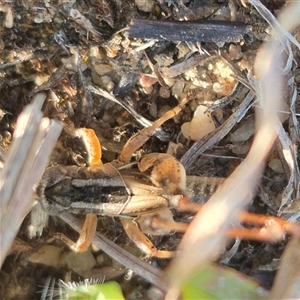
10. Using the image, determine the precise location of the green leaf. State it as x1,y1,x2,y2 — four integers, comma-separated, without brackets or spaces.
65,281,125,300
181,263,269,300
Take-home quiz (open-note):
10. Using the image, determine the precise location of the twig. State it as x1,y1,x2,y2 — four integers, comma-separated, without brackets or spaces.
129,19,251,43
88,84,171,142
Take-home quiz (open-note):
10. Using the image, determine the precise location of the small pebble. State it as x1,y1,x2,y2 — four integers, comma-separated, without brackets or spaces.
181,105,215,141
268,158,284,173
159,86,170,98
134,0,155,12
230,117,255,143
171,80,185,96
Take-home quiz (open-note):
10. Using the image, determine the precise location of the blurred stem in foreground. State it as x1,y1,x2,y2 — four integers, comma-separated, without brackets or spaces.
166,1,300,298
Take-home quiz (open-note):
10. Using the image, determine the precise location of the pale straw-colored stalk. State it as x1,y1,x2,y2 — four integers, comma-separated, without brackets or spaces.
0,93,62,267
166,1,300,297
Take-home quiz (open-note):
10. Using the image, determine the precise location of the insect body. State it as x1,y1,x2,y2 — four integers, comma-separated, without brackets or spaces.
37,96,199,257
36,95,300,258
38,159,224,257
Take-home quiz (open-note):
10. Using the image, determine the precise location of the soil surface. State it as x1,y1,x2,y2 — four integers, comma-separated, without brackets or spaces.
0,1,299,299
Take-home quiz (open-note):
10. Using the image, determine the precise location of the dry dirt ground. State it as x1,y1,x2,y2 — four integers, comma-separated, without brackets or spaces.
0,0,299,299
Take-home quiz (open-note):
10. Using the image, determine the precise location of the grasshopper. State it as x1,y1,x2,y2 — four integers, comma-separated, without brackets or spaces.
36,95,300,258
35,95,224,258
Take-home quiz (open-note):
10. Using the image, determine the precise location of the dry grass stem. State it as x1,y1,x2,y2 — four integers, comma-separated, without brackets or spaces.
0,94,62,267
180,91,255,170
269,236,300,299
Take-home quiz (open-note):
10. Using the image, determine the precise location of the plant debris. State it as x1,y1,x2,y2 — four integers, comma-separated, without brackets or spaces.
129,19,251,43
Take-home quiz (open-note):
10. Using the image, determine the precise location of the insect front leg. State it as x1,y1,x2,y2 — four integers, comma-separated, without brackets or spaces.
43,128,103,253
118,95,189,164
